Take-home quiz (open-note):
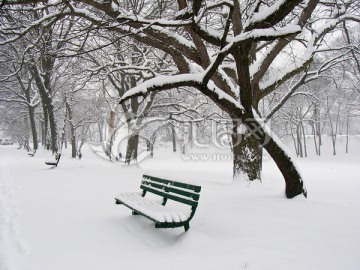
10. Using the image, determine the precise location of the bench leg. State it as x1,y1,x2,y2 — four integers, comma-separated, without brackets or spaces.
184,222,190,232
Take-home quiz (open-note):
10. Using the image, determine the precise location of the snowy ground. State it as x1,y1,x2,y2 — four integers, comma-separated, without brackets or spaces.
1,138,360,270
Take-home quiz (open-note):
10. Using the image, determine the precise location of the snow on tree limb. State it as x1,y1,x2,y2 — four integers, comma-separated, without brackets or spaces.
245,0,303,31
119,74,204,103
115,15,192,27
119,72,243,112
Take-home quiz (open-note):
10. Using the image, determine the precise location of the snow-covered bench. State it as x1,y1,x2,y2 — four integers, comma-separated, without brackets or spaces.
28,149,36,157
45,153,61,167
115,174,201,232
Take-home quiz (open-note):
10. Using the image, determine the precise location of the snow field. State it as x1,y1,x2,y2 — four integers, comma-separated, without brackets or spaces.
0,139,359,270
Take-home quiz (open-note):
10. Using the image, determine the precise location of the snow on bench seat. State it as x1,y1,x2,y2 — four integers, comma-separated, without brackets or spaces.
45,153,61,166
116,192,190,223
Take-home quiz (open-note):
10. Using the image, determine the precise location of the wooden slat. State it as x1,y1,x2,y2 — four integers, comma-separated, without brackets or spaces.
140,185,198,207
143,175,201,193
141,180,200,201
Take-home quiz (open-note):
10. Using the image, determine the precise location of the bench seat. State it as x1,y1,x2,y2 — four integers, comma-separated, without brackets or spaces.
116,192,191,223
45,160,57,165
45,153,61,166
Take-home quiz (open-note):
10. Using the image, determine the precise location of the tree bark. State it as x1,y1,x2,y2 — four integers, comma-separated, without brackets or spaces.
301,122,307,157
46,94,58,153
106,110,116,160
346,114,350,154
232,43,306,198
41,108,48,147
98,122,103,142
232,127,262,181
125,134,139,164
243,115,307,198
171,125,177,152
66,101,76,158
28,105,38,150
31,67,58,152
17,75,39,151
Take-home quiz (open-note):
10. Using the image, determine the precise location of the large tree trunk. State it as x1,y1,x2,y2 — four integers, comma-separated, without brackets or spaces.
233,42,305,198
38,92,58,152
243,115,307,198
230,110,307,198
31,67,58,153
232,128,262,181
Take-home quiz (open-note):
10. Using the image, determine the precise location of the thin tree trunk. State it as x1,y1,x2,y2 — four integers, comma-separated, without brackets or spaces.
171,125,177,152
150,141,155,158
107,110,116,160
66,101,76,158
311,123,319,156
125,134,139,164
28,106,38,150
189,122,193,149
47,96,58,153
60,109,67,150
150,133,157,158
98,122,103,142
314,103,321,155
42,104,48,146
301,122,307,157
290,126,299,156
346,114,350,154
297,125,303,157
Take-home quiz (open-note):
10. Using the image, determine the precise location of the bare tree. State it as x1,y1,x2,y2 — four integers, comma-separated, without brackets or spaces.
1,0,359,198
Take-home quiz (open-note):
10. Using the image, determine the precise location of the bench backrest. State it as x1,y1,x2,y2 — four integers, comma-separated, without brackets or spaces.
140,175,201,207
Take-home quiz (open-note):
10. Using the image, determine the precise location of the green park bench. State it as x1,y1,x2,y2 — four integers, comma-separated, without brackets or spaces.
45,153,61,167
28,149,36,157
115,174,201,232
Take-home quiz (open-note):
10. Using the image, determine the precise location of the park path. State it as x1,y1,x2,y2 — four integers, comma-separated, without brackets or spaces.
0,147,28,270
